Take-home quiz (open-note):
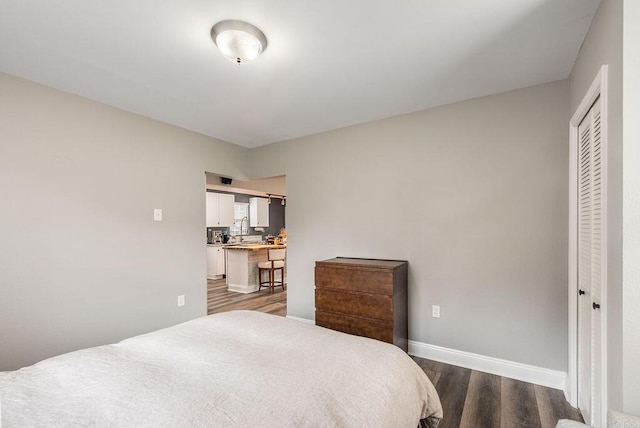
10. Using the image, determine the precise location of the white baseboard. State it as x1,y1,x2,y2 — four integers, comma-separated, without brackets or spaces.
408,340,567,391
226,283,258,294
286,315,315,324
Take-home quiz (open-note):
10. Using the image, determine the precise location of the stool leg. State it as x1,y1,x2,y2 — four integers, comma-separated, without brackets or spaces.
258,268,266,293
279,267,285,291
270,269,275,294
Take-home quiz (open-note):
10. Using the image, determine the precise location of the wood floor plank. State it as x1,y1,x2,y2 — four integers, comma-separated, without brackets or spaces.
535,384,583,428
411,356,441,386
563,402,584,423
459,371,502,428
432,363,472,428
501,377,541,428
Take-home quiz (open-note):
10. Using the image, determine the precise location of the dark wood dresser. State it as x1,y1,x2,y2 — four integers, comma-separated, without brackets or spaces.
314,257,408,352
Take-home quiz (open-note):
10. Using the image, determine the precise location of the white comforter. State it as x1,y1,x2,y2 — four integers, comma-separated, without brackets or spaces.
0,310,442,427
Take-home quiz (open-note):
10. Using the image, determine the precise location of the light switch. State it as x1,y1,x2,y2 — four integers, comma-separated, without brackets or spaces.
154,209,163,221
432,305,440,318
177,295,185,307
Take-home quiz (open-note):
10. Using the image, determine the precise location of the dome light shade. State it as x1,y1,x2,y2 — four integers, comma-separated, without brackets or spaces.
211,20,267,64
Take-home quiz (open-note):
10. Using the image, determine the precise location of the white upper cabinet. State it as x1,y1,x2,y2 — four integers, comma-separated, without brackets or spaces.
217,194,235,226
206,192,235,227
249,197,269,227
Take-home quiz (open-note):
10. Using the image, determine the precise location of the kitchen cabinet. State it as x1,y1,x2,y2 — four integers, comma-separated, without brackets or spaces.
249,197,269,227
217,246,225,275
206,192,235,227
315,257,408,352
207,245,226,278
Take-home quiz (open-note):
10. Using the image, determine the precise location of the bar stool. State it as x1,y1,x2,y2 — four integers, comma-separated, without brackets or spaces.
258,249,286,293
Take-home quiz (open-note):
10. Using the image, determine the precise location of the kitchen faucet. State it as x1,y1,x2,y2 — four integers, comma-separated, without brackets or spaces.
239,216,248,242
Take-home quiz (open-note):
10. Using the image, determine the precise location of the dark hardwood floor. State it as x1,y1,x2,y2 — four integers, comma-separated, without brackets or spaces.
414,357,583,428
207,277,582,428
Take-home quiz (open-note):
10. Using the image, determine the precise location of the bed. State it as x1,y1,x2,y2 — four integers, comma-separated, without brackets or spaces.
0,310,442,427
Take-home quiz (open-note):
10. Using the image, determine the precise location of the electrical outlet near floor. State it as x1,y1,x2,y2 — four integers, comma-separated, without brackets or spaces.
432,305,440,318
177,295,185,307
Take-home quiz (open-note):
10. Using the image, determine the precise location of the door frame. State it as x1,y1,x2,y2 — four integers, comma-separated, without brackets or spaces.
567,64,608,427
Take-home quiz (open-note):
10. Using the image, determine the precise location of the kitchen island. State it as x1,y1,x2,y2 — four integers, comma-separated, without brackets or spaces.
225,244,287,293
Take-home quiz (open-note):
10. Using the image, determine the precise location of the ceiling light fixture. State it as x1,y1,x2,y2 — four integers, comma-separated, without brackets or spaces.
211,20,267,65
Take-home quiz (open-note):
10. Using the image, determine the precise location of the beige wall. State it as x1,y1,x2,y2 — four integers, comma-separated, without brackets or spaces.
250,80,570,371
0,73,249,370
568,0,624,412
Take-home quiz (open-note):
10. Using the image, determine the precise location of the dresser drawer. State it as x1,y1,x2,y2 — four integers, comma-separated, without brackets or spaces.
315,310,393,344
315,288,393,322
315,265,394,295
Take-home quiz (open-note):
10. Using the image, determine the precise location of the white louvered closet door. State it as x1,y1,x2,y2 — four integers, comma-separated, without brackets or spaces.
577,96,602,427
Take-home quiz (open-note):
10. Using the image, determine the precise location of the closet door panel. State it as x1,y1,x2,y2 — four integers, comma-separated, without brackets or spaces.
576,97,602,427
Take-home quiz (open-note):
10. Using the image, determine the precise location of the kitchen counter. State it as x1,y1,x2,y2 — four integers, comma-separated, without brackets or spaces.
225,245,287,293
225,244,286,251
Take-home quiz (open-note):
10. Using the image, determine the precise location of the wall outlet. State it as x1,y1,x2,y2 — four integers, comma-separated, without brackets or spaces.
432,305,440,318
154,208,163,221
177,295,185,307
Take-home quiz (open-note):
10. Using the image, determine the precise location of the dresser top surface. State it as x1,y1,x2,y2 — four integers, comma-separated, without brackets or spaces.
316,257,407,269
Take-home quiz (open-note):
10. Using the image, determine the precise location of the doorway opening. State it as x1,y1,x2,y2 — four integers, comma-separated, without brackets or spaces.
203,172,287,316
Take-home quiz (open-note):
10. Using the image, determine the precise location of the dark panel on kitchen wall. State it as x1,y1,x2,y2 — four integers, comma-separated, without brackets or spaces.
265,198,286,237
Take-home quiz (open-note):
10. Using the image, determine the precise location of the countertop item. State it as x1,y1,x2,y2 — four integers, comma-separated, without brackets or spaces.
314,257,409,352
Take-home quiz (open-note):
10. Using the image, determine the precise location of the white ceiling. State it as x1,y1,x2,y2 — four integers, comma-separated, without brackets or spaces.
0,0,600,148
